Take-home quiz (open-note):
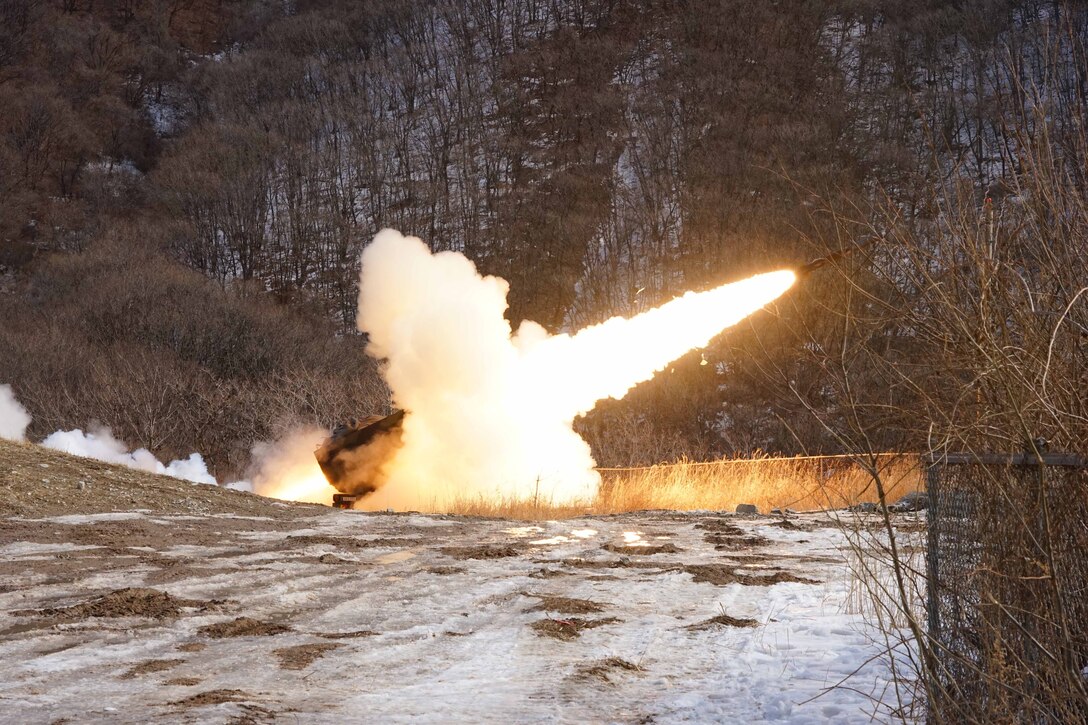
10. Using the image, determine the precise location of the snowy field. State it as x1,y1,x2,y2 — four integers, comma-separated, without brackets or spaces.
0,507,917,723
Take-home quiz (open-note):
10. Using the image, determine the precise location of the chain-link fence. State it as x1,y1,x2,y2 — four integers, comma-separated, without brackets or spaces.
925,453,1088,722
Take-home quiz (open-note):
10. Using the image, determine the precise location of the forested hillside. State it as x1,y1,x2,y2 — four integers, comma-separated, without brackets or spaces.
2,0,1085,477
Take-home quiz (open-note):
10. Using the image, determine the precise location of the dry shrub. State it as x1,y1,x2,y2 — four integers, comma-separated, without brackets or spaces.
0,235,389,478
440,452,921,519
770,23,1088,720
445,494,592,520
598,453,921,514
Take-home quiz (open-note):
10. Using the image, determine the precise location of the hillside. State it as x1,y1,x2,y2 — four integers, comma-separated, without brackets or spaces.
0,438,318,519
5,2,1085,469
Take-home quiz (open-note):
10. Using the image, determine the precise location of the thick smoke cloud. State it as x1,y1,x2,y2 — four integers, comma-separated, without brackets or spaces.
353,229,794,510
247,427,334,503
355,230,597,509
42,427,217,484
0,384,31,441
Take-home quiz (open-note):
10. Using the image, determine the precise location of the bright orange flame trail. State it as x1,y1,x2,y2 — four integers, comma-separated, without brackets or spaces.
519,269,797,417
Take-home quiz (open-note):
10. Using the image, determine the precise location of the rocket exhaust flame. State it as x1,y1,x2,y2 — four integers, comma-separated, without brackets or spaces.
256,230,795,509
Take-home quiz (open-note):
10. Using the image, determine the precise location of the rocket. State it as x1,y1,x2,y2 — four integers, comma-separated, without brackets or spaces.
795,240,872,278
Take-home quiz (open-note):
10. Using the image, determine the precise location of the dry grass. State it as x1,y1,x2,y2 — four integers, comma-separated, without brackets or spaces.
445,453,922,520
444,496,593,520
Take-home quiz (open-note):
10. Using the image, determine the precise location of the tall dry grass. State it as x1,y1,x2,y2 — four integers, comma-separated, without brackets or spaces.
443,452,922,519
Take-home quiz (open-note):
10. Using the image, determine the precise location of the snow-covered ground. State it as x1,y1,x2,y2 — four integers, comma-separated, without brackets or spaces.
0,509,918,723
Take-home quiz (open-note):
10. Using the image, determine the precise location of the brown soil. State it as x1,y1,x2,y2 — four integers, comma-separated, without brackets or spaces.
686,613,759,630
273,643,342,670
0,439,318,519
198,617,292,638
703,532,770,549
228,703,277,724
14,588,209,621
120,658,184,678
313,630,378,639
172,689,252,708
424,566,465,575
1,518,176,549
602,543,683,555
317,553,352,564
164,677,202,686
530,616,620,641
550,558,671,571
365,537,425,547
441,545,520,559
144,564,240,586
176,642,207,652
526,595,605,614
684,564,819,587
550,558,629,569
694,519,747,534
577,657,643,682
756,571,821,585
287,535,424,550
286,535,369,549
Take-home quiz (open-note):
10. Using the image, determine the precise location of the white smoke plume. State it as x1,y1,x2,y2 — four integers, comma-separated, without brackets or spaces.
2,385,219,486
353,229,795,510
0,384,32,441
41,426,217,485
247,427,335,503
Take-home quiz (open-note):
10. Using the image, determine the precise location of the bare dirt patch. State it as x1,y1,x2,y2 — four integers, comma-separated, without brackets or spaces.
526,595,605,614
176,642,206,652
686,613,759,630
120,658,184,678
551,557,671,571
576,657,643,682
227,703,277,724
164,677,202,686
530,617,620,641
144,562,240,586
317,553,353,564
287,535,424,550
602,543,683,555
694,519,747,534
549,558,628,569
273,643,342,670
198,617,291,638
286,535,368,549
365,537,425,547
424,565,465,575
703,532,770,549
757,571,821,585
14,588,210,621
313,630,378,639
441,545,520,559
0,519,175,550
684,564,819,587
172,689,252,708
